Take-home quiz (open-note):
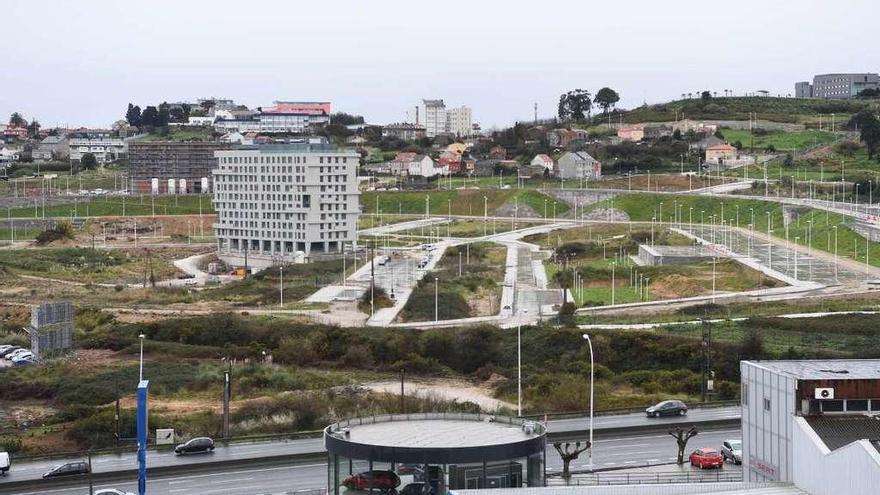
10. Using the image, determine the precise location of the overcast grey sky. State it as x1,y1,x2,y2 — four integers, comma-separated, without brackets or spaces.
2,0,878,129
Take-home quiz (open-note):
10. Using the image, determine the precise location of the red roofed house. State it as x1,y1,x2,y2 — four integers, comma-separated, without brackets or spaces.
489,145,507,160
258,101,331,133
617,126,645,142
439,150,463,174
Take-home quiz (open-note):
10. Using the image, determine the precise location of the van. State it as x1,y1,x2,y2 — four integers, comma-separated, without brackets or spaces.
0,451,10,475
377,256,389,266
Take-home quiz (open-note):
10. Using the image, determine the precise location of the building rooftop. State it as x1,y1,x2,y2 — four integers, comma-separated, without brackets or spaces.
806,415,880,452
326,414,542,450
746,360,880,380
223,143,355,154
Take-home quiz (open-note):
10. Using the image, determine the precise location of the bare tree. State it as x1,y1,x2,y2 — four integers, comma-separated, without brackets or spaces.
668,426,699,465
553,441,591,478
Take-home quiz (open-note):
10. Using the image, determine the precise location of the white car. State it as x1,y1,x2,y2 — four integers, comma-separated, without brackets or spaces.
7,349,32,360
95,490,135,495
0,345,14,355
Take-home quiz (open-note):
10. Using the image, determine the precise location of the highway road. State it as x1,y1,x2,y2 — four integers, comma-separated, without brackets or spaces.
9,427,741,495
1,406,739,486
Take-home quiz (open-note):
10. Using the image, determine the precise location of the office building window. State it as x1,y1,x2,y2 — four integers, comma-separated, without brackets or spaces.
763,398,771,411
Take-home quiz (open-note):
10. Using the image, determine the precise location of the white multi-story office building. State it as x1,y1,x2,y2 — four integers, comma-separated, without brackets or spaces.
212,143,360,268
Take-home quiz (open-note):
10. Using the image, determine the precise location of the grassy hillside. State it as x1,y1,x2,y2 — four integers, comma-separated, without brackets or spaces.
596,193,880,268
616,96,874,124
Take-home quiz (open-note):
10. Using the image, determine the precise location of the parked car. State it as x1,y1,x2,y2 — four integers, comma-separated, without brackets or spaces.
0,345,15,355
689,448,724,469
342,470,400,491
174,437,214,455
396,464,424,476
12,355,36,366
42,461,90,478
7,349,32,360
0,346,21,358
95,489,135,495
399,482,433,495
645,400,688,417
721,439,742,464
0,451,10,475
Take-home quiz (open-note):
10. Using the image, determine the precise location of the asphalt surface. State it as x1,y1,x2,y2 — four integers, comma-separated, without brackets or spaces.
8,427,741,495
1,407,740,494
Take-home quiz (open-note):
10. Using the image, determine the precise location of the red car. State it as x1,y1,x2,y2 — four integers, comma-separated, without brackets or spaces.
342,470,401,492
689,448,724,469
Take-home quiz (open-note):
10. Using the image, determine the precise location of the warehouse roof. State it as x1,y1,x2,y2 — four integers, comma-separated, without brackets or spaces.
745,360,880,380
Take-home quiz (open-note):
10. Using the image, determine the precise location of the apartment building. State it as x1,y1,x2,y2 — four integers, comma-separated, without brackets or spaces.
212,143,360,267
405,99,475,138
68,130,126,163
795,73,880,99
446,105,473,137
128,141,228,194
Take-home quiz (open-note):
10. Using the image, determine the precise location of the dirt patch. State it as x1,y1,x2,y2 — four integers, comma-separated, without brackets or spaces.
651,274,705,298
361,377,514,411
495,202,540,219
66,349,130,372
802,145,834,160
0,401,58,429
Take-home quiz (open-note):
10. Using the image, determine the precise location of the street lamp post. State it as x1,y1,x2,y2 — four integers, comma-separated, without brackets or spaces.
581,334,595,471
138,334,146,381
611,261,616,305
434,277,439,322
279,265,284,307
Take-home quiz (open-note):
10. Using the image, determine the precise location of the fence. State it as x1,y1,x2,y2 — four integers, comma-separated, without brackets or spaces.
547,469,742,486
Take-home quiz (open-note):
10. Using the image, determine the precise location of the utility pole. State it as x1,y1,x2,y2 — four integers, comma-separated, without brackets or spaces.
400,369,406,413
223,361,232,441
701,319,713,403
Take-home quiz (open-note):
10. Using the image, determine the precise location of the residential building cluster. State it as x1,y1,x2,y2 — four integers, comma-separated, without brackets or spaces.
405,99,476,138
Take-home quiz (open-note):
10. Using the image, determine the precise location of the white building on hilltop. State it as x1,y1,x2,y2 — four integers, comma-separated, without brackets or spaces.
212,143,360,268
407,99,474,138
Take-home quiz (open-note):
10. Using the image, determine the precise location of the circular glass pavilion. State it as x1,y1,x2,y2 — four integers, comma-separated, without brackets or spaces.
324,413,546,494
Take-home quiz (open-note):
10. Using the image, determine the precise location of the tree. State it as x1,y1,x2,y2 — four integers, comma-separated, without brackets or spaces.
330,112,365,126
9,112,26,127
858,113,880,159
157,102,171,127
672,129,683,141
668,426,699,465
81,152,98,170
857,88,880,98
553,441,590,478
125,103,142,127
700,91,712,103
558,89,592,121
594,87,620,114
140,106,159,127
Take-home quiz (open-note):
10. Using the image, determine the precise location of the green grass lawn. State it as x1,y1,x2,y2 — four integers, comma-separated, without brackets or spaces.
398,242,505,321
7,194,214,218
719,129,836,152
362,189,568,217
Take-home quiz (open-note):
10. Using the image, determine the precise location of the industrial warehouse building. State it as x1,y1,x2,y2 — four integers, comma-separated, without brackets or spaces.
128,141,228,194
212,143,360,267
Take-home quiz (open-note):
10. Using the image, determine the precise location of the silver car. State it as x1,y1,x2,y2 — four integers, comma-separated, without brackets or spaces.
721,439,742,464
